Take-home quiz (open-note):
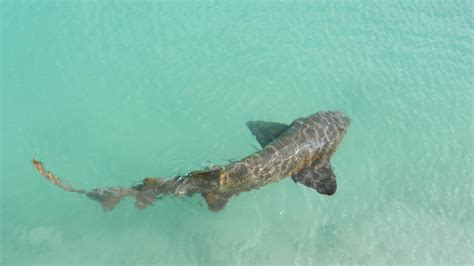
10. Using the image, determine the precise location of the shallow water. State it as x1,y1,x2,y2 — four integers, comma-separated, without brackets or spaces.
1,1,473,265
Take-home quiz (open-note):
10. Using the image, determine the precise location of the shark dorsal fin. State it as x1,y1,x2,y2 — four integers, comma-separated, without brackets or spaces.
292,160,337,195
246,120,290,148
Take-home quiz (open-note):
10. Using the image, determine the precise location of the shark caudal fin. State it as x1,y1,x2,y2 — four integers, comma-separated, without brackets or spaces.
32,159,140,210
246,120,290,148
292,160,337,195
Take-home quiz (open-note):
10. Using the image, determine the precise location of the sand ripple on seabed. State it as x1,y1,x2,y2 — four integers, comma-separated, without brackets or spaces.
18,226,63,249
311,202,472,264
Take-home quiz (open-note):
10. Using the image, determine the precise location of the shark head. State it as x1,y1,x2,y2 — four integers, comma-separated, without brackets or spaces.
314,111,351,156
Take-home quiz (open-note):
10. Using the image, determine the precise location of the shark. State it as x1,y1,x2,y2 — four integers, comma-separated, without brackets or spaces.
32,111,350,212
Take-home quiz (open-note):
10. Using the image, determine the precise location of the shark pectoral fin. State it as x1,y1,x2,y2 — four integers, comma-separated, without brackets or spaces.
246,120,290,148
292,160,337,195
202,192,230,212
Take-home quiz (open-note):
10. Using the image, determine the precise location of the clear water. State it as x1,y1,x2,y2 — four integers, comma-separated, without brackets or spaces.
1,1,473,265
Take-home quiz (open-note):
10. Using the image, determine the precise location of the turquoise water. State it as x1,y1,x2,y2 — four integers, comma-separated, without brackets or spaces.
1,1,473,265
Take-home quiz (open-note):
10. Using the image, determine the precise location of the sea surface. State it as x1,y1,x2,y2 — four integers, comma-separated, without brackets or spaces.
1,1,473,265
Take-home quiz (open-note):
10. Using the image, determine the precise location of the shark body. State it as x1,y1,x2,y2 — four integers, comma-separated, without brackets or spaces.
33,111,350,211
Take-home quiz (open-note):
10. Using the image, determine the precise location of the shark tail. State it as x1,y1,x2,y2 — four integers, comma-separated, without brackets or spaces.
32,159,178,211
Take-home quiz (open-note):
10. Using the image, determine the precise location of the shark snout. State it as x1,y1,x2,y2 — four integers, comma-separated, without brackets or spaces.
340,113,351,127
330,111,351,130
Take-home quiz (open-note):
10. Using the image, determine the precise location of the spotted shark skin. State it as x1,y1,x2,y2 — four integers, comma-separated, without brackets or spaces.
32,111,350,212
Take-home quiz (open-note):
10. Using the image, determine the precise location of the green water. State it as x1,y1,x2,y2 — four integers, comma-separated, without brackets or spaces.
1,1,473,265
